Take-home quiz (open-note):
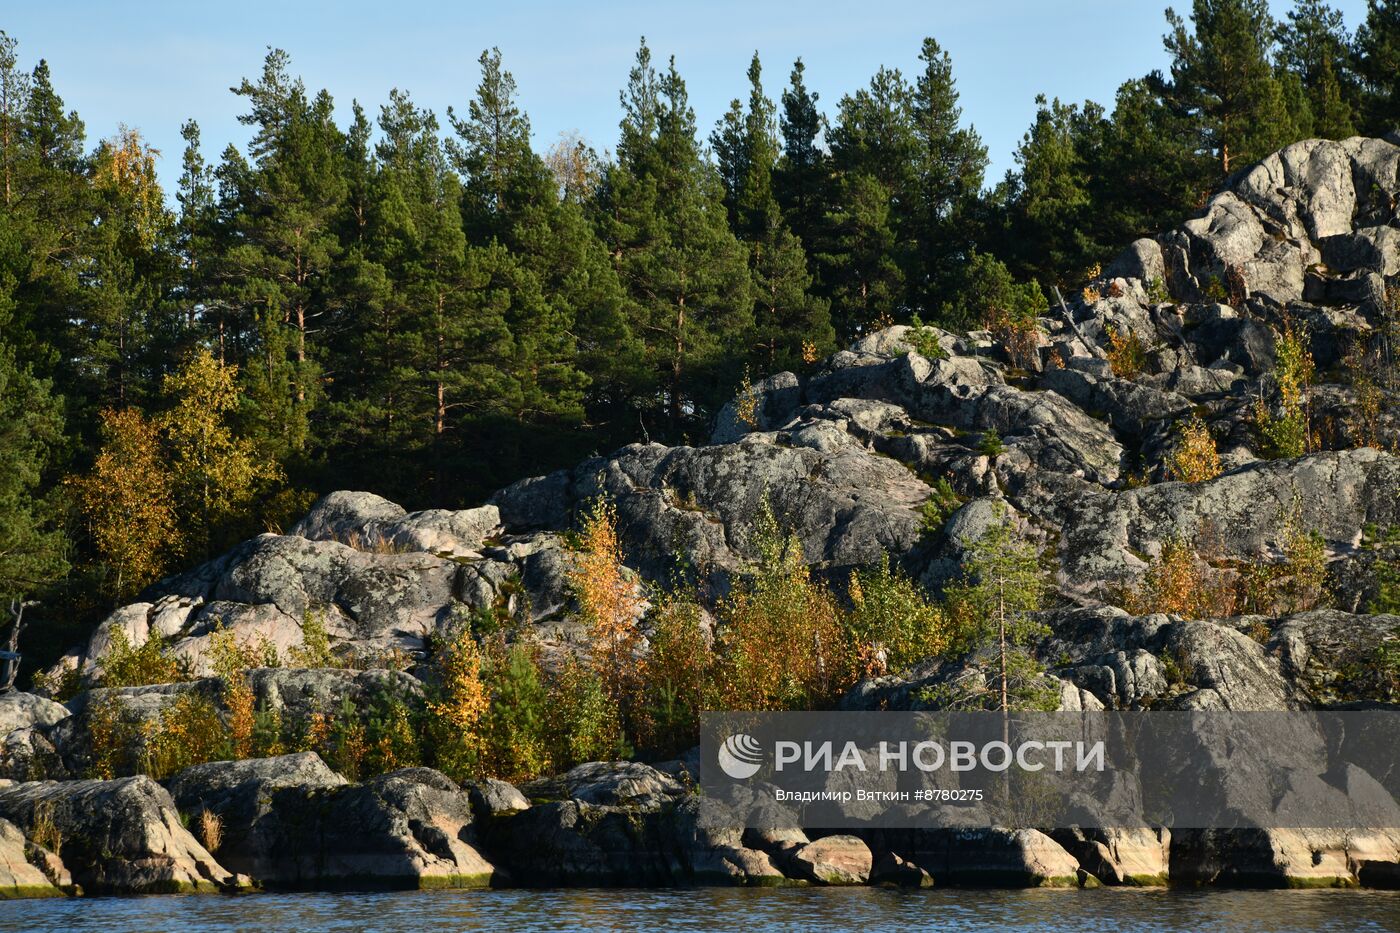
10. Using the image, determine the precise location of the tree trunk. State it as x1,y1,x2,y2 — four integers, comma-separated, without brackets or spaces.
2,601,31,693
671,284,686,430
998,578,1008,713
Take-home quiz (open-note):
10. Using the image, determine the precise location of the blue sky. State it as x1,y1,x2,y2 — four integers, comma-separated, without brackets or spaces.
4,0,1372,196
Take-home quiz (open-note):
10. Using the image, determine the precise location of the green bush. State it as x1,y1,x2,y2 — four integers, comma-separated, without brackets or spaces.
1364,525,1400,615
846,556,951,674
363,687,423,776
978,428,1005,457
940,252,1047,330
906,313,949,361
638,590,710,757
289,608,340,668
918,477,964,535
481,641,551,782
547,655,628,768
1146,276,1170,304
100,627,191,688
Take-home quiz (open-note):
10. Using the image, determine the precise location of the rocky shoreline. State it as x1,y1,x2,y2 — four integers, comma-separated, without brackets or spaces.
1,738,1396,898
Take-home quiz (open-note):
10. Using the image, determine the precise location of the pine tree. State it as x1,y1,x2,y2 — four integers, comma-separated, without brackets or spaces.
828,66,916,195
223,49,346,455
711,96,747,227
711,53,778,239
1276,0,1358,139
945,507,1052,713
750,202,834,370
712,54,832,371
0,330,65,602
774,58,828,252
6,54,90,417
998,95,1109,286
602,41,752,433
85,128,176,412
448,47,535,241
822,64,916,333
175,120,217,340
817,173,903,338
1163,0,1306,176
370,89,507,497
1095,76,1215,244
340,101,375,248
905,38,987,311
1355,0,1400,134
0,32,29,208
448,51,623,489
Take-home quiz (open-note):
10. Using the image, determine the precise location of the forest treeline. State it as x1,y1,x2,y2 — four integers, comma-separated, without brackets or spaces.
1,0,1399,658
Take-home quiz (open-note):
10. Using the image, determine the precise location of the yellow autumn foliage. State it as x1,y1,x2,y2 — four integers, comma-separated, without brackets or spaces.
70,408,179,600
570,498,644,714
1169,416,1222,483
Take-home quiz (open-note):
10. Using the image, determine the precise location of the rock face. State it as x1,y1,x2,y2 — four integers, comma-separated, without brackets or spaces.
0,777,243,894
464,778,531,820
1051,827,1171,886
851,605,1400,715
488,763,783,886
495,436,929,589
1171,827,1400,888
163,752,347,881
291,491,502,560
165,755,495,889
889,828,1087,887
0,818,65,898
789,834,873,885
0,693,71,782
522,761,684,807
0,693,68,736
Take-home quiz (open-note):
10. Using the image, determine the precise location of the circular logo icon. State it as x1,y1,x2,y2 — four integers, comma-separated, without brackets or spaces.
718,733,764,779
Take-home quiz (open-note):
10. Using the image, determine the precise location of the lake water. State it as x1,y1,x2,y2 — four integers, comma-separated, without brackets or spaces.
0,888,1396,933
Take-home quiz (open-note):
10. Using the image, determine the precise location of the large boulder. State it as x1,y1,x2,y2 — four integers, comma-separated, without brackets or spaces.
245,667,424,726
0,726,64,782
788,834,872,885
289,491,408,539
522,761,683,808
0,693,68,737
893,827,1086,887
483,792,784,886
1172,826,1400,887
61,531,470,677
1052,449,1400,598
496,438,930,588
0,818,66,898
162,752,347,880
1268,609,1400,704
711,372,802,444
0,776,243,894
293,491,501,559
166,756,494,889
1050,827,1170,886
463,778,531,821
1159,620,1294,710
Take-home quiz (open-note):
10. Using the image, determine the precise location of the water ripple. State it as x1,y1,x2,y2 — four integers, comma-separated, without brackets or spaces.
1,887,1397,933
